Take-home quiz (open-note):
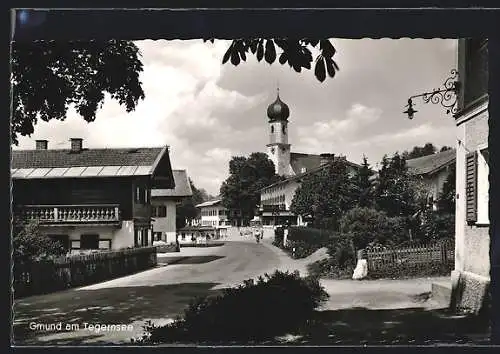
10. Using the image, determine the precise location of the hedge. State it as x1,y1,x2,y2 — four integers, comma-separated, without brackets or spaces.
134,270,329,344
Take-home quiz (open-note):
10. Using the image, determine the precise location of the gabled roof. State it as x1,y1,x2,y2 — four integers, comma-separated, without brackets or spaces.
11,146,170,179
195,198,222,208
406,149,456,176
261,156,363,192
152,170,192,198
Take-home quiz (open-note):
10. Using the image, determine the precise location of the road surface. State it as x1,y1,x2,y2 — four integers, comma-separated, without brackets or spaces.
13,239,297,345
12,238,445,345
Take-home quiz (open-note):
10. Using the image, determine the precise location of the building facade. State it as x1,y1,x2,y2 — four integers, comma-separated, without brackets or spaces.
194,199,234,237
12,138,175,252
406,148,456,211
261,90,362,228
452,38,490,314
151,169,193,244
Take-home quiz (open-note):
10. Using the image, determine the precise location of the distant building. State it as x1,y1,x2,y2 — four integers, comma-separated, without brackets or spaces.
265,89,344,177
259,157,361,227
194,198,244,237
151,169,193,244
12,138,175,251
451,38,489,314
406,149,456,211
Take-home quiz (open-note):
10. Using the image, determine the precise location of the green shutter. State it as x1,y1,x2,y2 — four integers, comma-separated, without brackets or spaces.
465,151,478,224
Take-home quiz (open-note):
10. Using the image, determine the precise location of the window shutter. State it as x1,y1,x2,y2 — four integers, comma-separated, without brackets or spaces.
465,151,478,224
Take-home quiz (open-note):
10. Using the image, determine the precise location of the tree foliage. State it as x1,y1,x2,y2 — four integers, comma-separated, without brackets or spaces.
351,155,375,208
340,207,408,250
211,38,339,83
220,152,283,222
374,152,420,218
11,40,145,144
437,164,456,215
13,219,66,267
290,159,355,230
402,143,437,160
176,178,212,229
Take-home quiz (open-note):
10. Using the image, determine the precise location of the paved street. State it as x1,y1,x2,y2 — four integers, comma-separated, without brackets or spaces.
13,238,447,345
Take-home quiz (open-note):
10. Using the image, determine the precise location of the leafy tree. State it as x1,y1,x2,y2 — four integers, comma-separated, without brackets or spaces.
290,159,356,230
437,164,456,214
351,155,375,208
13,219,66,268
212,38,339,83
402,143,437,160
176,178,209,229
440,145,453,152
11,40,145,144
220,152,282,222
339,207,408,250
374,152,419,218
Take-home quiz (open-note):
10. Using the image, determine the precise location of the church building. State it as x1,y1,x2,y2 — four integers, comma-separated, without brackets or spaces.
260,90,361,229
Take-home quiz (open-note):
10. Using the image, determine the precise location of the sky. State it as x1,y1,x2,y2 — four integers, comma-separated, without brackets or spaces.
15,38,459,196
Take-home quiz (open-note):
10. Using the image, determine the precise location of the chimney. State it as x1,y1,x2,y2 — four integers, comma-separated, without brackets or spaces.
70,138,83,153
35,140,48,150
320,153,335,166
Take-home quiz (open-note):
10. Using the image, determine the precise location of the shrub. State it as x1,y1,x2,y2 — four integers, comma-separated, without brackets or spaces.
418,212,455,243
307,258,355,279
135,270,329,344
366,261,454,279
272,227,284,247
282,227,334,259
340,207,408,249
13,219,66,268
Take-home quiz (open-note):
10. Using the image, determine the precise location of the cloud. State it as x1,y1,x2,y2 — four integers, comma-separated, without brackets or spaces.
295,103,383,153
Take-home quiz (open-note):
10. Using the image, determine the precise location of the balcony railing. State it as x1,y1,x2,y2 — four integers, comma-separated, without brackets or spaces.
21,204,121,224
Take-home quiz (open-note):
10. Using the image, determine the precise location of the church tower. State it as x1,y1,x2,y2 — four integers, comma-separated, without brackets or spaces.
266,88,292,176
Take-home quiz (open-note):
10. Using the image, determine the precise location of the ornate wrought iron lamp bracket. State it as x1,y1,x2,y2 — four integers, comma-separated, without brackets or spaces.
404,69,460,119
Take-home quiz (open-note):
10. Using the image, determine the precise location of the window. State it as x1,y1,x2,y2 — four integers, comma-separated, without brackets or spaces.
463,39,488,108
181,233,186,240
135,186,141,203
282,125,286,135
157,206,167,217
154,232,162,241
80,234,99,250
465,151,478,224
477,148,490,224
99,239,112,250
271,125,274,134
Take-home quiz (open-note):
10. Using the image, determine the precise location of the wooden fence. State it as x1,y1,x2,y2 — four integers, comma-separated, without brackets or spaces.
13,246,157,298
365,240,454,277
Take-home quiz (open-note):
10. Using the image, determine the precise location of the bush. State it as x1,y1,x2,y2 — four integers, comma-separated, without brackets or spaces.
307,258,355,279
418,212,455,243
155,242,179,253
13,219,66,267
135,270,329,344
282,227,334,259
272,227,284,247
340,207,408,249
366,261,454,279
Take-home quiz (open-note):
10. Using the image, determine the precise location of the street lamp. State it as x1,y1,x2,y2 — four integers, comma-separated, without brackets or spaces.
403,69,461,120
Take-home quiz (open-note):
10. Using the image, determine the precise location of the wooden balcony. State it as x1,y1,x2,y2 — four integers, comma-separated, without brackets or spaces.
21,204,121,226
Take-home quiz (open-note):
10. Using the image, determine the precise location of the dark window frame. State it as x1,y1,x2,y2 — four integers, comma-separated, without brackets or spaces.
80,234,100,250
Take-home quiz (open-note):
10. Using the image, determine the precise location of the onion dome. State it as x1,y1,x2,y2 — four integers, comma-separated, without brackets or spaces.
267,91,290,122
